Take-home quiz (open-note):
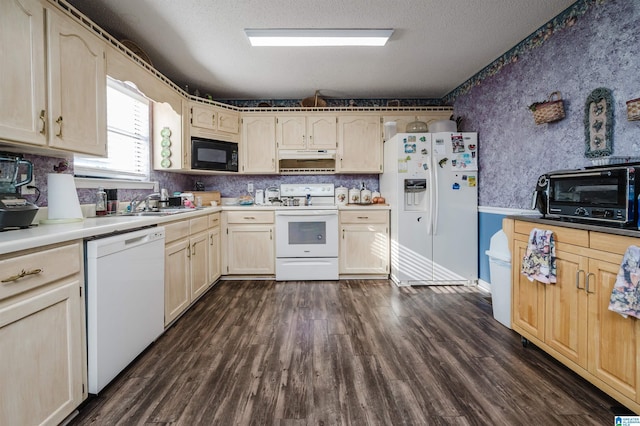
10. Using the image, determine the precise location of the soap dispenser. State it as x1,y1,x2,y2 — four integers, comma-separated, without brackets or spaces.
95,186,107,216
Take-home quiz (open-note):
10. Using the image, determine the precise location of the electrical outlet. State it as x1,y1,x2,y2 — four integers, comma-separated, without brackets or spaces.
247,183,254,193
21,174,35,195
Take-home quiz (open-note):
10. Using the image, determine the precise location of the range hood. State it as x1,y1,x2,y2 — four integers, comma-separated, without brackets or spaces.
278,149,336,160
278,150,336,174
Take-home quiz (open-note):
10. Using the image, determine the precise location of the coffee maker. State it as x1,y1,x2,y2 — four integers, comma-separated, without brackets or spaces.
0,153,39,229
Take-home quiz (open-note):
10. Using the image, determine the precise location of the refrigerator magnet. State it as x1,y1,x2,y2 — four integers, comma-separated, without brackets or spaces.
452,183,460,190
404,144,416,153
468,176,477,187
452,135,465,152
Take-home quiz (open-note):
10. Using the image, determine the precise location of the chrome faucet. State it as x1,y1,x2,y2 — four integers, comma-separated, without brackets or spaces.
130,193,160,212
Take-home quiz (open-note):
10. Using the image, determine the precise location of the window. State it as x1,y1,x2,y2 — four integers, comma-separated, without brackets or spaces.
74,77,150,181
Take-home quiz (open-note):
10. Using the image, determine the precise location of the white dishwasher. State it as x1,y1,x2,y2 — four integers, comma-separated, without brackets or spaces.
85,226,165,394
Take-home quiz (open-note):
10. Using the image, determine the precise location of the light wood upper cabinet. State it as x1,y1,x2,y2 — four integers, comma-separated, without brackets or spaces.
0,0,47,146
0,1,107,156
241,115,277,173
337,115,382,173
189,101,239,138
276,114,337,150
46,7,107,156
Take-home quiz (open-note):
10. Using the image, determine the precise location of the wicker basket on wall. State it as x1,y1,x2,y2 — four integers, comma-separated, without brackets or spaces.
529,91,566,125
626,98,640,121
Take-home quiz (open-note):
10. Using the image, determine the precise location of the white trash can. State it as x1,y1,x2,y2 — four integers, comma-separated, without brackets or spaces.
485,230,512,329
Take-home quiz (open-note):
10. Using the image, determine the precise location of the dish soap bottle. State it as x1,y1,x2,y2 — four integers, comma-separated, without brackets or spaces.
95,186,107,216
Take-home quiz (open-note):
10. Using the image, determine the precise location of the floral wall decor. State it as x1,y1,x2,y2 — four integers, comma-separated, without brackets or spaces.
584,87,613,158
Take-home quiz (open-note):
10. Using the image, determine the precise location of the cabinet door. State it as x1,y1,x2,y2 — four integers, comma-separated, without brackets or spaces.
0,0,47,146
339,223,389,274
545,249,588,367
588,258,640,402
217,109,239,134
191,104,216,131
0,279,84,426
208,226,221,283
227,225,274,274
276,115,306,149
337,115,382,173
46,8,107,156
190,231,209,300
242,116,276,173
165,238,190,325
307,115,337,149
511,240,546,341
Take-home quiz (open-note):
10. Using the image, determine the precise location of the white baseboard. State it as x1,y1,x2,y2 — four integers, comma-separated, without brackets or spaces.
477,279,491,294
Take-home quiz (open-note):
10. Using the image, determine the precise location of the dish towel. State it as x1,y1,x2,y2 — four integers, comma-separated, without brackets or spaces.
608,245,640,319
521,228,556,284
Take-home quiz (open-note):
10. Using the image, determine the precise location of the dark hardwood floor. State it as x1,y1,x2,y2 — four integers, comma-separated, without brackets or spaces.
70,280,626,425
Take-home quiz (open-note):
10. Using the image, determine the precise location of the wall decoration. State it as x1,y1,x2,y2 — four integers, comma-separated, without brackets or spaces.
528,91,565,125
584,88,613,158
626,98,640,121
160,127,172,168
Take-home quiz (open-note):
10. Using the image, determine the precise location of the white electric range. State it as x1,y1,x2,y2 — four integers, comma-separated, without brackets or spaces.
274,183,339,281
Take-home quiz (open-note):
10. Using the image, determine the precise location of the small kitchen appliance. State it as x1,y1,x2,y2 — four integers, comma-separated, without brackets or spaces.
0,154,38,230
539,163,640,227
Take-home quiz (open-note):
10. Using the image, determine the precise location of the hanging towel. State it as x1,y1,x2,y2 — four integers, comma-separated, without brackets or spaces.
521,228,556,284
608,245,640,319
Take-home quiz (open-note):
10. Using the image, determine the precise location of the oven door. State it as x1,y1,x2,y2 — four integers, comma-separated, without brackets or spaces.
275,210,338,258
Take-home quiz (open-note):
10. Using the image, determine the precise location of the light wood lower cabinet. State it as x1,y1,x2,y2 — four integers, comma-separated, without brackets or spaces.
505,219,640,412
164,213,221,326
0,241,86,426
339,209,389,275
223,210,275,275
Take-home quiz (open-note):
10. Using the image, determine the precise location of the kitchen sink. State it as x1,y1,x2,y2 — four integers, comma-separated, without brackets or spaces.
121,209,190,217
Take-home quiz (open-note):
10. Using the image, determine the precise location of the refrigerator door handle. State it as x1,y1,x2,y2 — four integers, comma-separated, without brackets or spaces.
426,155,433,235
433,156,439,235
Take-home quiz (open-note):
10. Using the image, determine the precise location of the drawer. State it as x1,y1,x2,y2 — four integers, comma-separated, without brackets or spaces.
190,216,209,234
208,212,221,228
0,241,81,301
514,220,589,247
340,210,388,224
226,210,274,224
164,219,190,243
590,231,640,256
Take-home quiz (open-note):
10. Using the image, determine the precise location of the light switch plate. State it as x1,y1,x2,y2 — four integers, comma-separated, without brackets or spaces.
247,183,254,193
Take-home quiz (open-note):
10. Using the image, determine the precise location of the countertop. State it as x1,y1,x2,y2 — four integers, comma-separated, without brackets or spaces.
0,204,389,256
0,207,221,256
507,214,640,238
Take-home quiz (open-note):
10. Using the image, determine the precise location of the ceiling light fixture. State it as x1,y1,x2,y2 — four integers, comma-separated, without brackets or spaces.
244,28,394,47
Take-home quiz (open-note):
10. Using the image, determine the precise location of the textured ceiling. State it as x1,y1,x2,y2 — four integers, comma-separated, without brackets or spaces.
67,0,576,100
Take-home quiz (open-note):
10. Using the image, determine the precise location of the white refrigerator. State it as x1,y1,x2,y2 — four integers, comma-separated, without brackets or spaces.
380,132,478,286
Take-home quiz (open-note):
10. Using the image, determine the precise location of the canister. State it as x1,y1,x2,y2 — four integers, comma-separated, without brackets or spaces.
348,187,360,204
335,186,348,205
360,189,372,204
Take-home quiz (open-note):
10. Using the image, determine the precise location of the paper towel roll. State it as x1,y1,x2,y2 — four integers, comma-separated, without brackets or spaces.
47,173,83,221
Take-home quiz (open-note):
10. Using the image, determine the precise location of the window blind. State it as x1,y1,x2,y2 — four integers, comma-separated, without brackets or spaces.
74,77,150,181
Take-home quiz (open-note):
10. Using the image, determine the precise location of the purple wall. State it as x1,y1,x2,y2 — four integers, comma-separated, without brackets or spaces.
452,0,640,209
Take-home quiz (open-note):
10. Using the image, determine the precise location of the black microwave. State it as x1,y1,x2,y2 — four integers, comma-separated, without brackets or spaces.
543,164,639,226
191,137,238,172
